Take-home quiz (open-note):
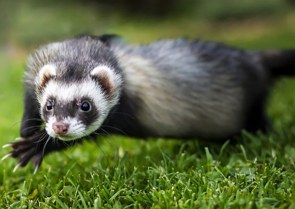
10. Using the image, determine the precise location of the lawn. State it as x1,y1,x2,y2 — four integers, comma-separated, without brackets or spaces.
1,2,295,208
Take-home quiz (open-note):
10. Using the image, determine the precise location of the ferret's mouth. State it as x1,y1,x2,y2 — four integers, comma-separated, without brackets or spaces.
56,134,79,141
46,126,86,141
46,118,88,141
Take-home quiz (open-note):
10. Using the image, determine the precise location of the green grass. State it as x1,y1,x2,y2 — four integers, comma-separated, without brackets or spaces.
1,3,295,208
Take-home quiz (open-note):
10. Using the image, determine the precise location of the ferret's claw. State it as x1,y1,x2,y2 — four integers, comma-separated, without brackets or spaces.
13,163,21,173
2,143,12,149
33,165,39,175
31,154,43,174
1,153,12,161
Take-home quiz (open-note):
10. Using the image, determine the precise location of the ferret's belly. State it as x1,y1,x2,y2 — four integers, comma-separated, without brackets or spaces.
125,72,245,139
136,96,245,139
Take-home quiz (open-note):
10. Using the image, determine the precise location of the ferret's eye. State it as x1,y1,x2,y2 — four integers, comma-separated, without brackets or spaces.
46,100,54,111
80,101,91,112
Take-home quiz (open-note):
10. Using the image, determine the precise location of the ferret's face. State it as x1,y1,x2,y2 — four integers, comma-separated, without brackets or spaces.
41,81,108,141
36,64,121,141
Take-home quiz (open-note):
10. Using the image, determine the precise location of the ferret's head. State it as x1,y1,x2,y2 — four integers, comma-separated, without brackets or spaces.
29,36,122,141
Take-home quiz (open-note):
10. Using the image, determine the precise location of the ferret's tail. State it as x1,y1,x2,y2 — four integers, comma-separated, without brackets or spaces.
260,49,295,77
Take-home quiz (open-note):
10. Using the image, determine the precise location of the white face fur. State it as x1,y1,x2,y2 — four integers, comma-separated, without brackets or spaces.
35,64,121,141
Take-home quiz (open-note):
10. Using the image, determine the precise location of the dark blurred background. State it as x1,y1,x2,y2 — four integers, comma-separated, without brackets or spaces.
0,0,294,48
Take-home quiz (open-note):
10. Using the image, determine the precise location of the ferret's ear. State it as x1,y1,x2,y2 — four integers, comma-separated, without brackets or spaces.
36,64,56,90
90,65,119,97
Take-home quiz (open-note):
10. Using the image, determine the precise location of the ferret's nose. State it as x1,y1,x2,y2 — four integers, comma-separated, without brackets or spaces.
52,121,69,135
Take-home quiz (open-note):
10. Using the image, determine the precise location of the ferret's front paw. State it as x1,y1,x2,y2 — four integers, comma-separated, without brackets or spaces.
2,133,52,173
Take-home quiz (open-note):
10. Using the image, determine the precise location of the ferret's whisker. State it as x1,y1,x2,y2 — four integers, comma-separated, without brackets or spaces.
42,136,51,158
101,125,127,136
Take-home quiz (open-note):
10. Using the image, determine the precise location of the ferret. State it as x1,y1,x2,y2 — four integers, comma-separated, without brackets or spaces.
2,34,295,172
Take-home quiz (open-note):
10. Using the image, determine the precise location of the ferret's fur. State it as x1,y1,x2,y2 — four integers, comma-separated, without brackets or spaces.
3,35,295,170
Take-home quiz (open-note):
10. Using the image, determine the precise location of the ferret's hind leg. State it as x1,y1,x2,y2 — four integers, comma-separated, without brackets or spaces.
244,97,270,133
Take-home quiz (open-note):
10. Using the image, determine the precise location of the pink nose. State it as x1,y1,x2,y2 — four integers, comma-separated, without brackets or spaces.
52,121,69,135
